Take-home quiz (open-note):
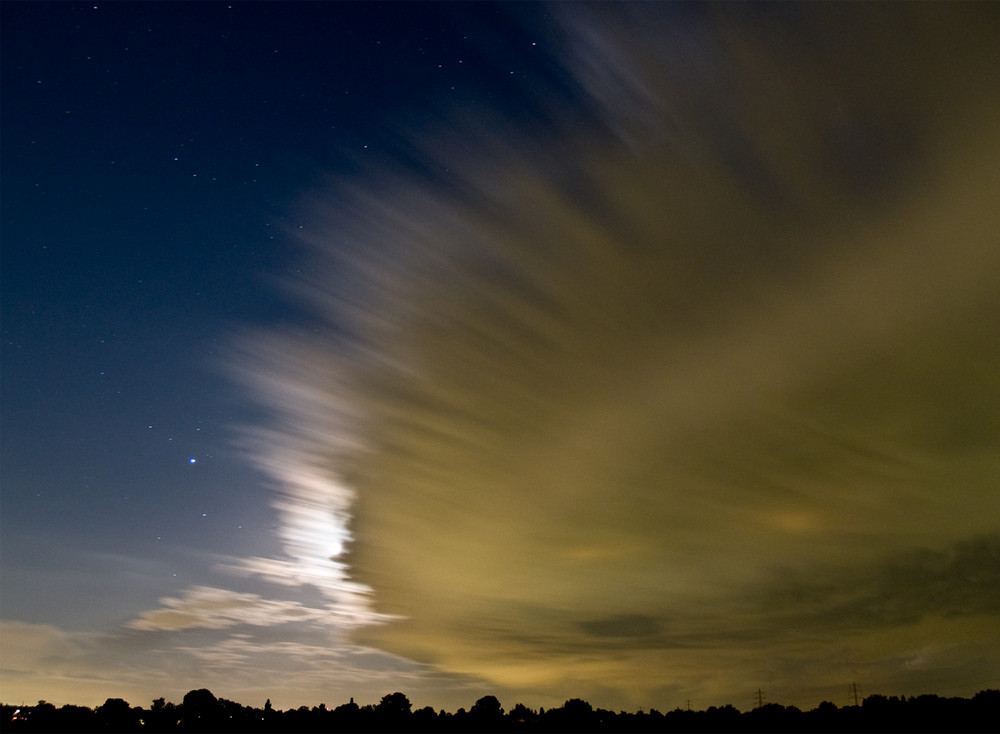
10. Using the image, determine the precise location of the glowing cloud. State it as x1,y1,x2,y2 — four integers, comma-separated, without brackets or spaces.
229,4,1000,709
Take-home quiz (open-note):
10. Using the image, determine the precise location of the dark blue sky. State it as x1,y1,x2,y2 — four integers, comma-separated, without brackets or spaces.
3,0,999,713
2,1,547,566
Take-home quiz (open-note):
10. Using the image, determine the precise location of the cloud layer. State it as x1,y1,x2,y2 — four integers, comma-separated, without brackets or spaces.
223,4,1000,709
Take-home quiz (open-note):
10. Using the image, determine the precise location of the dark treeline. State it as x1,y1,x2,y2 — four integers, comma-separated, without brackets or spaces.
4,688,998,732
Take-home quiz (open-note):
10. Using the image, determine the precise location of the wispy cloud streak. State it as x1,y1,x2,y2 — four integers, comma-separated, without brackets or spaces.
127,586,331,632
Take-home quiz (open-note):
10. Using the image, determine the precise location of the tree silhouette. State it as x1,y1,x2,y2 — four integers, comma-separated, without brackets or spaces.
545,698,597,731
95,698,137,732
470,695,504,730
508,702,537,725
180,689,222,731
146,698,179,732
377,691,412,716
374,691,412,730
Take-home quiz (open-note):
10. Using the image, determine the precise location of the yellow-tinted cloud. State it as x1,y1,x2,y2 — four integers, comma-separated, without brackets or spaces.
234,4,1000,709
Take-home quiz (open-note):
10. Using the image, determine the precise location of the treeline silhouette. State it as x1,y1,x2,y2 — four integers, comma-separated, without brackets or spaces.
4,688,998,732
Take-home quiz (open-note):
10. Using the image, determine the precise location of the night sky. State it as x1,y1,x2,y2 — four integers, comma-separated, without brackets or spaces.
3,1,999,714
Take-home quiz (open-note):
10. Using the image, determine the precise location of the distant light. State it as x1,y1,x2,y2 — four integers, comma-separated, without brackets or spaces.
189,457,197,464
